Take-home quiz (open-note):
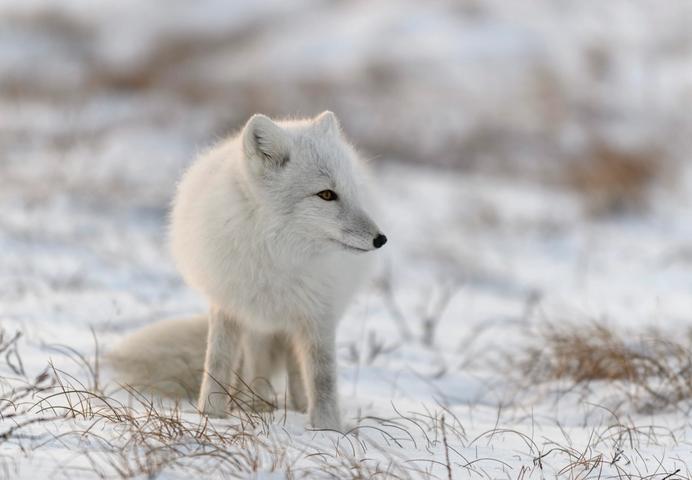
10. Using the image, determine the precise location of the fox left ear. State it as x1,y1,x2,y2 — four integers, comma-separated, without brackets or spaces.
242,114,291,173
313,111,340,136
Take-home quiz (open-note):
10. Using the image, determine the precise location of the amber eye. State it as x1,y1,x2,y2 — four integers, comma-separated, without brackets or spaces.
316,190,338,201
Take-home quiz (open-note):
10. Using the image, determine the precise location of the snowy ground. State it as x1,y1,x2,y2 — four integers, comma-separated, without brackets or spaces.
3,159,692,478
3,1,692,478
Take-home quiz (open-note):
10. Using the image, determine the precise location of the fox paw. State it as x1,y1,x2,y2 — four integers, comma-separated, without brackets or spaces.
199,400,227,418
251,398,277,413
309,408,342,431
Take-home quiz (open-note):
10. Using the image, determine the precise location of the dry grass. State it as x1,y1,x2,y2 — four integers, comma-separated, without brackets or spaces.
566,144,671,216
520,322,692,413
0,326,428,479
2,324,691,479
376,266,459,348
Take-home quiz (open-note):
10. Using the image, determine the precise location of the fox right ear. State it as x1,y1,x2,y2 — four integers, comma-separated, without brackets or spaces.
242,114,290,173
313,111,340,137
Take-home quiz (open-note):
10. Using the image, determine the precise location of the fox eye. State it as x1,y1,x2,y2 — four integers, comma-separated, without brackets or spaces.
316,190,338,201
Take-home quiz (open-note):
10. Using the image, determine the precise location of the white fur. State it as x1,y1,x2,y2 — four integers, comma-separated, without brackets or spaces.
110,112,385,430
107,316,208,399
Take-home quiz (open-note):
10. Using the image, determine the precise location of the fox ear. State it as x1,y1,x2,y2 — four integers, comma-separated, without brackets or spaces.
313,111,340,136
242,114,290,171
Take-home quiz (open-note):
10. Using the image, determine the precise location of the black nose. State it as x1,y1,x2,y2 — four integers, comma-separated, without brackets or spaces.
373,233,387,249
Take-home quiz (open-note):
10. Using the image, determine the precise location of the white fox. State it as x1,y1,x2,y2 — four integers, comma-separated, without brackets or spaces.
109,112,386,430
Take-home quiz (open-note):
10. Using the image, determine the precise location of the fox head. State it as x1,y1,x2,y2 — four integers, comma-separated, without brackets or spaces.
241,111,387,254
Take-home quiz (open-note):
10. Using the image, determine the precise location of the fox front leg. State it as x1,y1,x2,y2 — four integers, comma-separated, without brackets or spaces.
294,324,341,430
286,340,308,413
198,309,241,417
237,332,278,411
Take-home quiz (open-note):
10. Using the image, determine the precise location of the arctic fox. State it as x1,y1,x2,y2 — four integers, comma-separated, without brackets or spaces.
109,112,386,430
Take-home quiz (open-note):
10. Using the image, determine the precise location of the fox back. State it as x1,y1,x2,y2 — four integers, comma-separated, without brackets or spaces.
169,112,384,332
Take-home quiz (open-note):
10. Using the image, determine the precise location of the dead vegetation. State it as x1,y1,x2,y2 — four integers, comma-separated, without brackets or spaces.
566,144,672,216
377,266,458,348
520,322,692,413
0,326,425,479
2,323,691,478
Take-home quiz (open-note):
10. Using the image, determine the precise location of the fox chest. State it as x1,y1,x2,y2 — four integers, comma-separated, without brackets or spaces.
214,258,342,332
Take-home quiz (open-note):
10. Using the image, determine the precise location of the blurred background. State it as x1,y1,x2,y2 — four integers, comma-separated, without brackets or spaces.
3,0,691,215
3,0,692,343
4,4,692,476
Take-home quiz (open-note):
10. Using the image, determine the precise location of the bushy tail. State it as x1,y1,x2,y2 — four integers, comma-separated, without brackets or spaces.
107,316,208,400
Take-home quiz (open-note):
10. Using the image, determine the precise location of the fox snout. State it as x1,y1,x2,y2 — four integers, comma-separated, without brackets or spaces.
373,233,387,249
340,210,387,252
346,209,388,252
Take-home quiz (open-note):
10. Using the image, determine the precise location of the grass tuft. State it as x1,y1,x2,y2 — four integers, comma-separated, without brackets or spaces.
520,322,692,412
566,144,671,216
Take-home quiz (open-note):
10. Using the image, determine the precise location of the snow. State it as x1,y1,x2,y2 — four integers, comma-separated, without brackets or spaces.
2,0,692,478
3,158,692,477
